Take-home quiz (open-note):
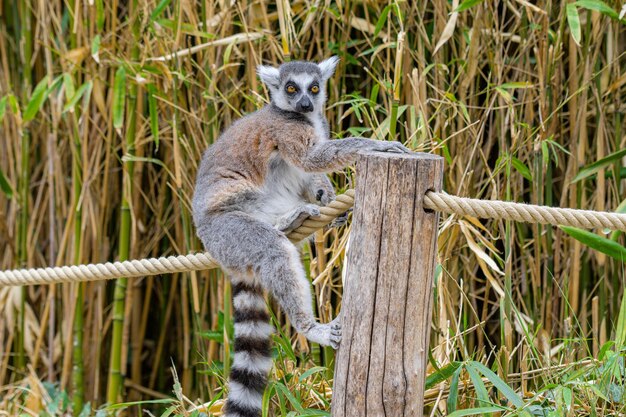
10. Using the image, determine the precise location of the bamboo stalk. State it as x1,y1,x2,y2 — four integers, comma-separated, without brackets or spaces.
106,0,141,403
15,0,33,373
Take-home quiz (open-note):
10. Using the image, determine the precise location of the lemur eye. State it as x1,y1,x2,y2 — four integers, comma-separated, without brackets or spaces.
310,85,320,94
286,85,297,94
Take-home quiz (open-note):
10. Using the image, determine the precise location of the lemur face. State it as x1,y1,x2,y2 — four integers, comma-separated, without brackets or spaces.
258,57,339,115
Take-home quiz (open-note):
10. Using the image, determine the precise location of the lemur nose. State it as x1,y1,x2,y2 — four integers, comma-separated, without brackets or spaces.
297,97,313,113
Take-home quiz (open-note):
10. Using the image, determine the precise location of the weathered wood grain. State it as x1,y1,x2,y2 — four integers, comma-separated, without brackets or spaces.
331,152,443,417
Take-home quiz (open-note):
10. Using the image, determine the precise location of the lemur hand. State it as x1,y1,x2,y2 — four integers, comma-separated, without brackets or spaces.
275,204,321,234
369,140,410,154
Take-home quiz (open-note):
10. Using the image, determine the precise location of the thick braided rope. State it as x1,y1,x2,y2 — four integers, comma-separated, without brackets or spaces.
2,188,625,287
0,190,355,287
423,193,626,232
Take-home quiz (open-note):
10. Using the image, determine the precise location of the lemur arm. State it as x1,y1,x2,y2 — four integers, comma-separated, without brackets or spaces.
278,135,409,174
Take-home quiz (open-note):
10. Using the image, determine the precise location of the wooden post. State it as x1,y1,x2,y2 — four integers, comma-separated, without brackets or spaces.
332,152,443,417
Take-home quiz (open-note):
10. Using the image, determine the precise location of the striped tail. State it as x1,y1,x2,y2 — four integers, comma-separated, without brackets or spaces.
224,280,274,417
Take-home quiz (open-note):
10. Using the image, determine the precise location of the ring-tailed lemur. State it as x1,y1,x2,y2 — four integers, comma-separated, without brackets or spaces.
192,56,409,417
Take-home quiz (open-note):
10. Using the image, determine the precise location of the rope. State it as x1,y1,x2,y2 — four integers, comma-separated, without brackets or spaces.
1,188,625,287
0,190,355,287
423,193,626,232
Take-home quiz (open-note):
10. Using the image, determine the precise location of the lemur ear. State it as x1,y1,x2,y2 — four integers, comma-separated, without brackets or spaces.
257,65,280,89
318,56,339,80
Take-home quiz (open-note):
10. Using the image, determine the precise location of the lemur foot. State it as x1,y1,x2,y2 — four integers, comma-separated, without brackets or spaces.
276,204,321,234
330,210,351,228
304,317,342,349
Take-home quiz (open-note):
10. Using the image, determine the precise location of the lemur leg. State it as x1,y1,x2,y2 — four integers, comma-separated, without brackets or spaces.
197,212,341,348
258,239,341,348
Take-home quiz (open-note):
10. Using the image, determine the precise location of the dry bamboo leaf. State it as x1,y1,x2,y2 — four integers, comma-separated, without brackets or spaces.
461,219,500,256
514,0,547,15
23,374,43,413
433,0,459,55
149,32,268,62
459,221,504,277
350,16,387,41
192,399,225,415
63,47,90,67
475,257,505,297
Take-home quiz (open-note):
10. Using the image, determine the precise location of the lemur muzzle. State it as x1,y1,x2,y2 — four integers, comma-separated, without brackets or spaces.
296,96,313,112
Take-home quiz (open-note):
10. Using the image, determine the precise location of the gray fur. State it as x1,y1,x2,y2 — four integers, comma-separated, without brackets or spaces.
193,56,409,417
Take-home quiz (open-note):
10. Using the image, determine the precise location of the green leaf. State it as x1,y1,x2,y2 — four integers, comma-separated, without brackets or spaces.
105,398,175,410
7,94,19,116
573,0,619,20
160,405,178,417
150,0,173,21
598,341,615,360
560,226,626,261
196,330,223,343
273,382,305,413
23,75,50,122
471,361,525,408
95,0,104,31
466,363,491,410
263,383,275,417
447,365,462,412
63,81,92,113
0,168,13,198
91,35,101,63
562,386,572,411
48,75,64,95
426,361,462,389
298,366,327,382
147,84,159,149
63,74,76,103
615,289,626,348
494,87,513,104
0,95,7,122
374,5,391,37
511,157,532,181
456,0,485,12
112,67,127,130
566,4,582,46
447,407,507,417
571,148,626,183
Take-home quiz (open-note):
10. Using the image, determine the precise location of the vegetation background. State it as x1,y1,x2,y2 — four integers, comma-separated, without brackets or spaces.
0,0,625,415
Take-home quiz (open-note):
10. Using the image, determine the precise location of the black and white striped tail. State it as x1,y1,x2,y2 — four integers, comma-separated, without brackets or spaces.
224,280,273,417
